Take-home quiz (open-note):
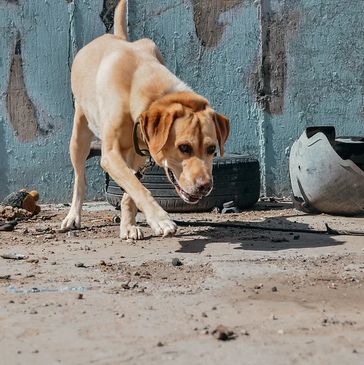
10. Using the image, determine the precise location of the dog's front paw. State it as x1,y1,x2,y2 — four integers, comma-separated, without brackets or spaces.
61,211,81,231
149,218,177,237
120,224,144,240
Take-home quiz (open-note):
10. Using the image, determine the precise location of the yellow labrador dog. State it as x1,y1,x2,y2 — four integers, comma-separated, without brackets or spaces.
61,0,230,239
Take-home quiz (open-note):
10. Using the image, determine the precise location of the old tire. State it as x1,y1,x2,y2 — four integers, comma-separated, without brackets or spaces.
105,155,260,212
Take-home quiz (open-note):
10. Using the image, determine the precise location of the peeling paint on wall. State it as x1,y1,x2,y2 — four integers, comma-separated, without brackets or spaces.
191,0,249,48
6,31,39,142
251,0,300,115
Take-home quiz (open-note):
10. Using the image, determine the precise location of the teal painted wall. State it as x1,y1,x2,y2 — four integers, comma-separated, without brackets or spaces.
0,0,363,202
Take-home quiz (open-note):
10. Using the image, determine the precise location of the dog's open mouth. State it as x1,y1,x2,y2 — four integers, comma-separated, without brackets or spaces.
166,168,201,204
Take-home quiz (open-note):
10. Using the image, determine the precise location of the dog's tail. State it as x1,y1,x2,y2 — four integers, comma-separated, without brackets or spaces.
114,0,128,40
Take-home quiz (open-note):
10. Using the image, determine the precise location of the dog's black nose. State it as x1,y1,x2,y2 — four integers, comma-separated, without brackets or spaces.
196,182,212,195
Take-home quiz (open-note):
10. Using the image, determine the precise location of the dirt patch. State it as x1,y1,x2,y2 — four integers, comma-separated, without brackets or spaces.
0,203,363,364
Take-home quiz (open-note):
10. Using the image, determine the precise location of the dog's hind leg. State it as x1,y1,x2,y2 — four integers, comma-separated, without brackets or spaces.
119,193,144,240
61,104,93,230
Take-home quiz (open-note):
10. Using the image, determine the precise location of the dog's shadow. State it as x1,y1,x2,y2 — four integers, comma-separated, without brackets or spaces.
176,213,345,253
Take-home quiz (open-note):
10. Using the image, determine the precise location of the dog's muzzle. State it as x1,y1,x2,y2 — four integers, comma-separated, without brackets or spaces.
165,168,204,204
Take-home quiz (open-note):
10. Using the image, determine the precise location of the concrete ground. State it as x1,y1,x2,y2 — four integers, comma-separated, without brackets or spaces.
0,201,363,365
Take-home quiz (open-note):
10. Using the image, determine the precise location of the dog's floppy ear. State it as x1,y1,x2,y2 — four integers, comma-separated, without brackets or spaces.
140,104,185,154
214,112,230,156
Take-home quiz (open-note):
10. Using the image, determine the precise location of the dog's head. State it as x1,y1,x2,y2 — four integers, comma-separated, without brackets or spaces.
139,92,230,204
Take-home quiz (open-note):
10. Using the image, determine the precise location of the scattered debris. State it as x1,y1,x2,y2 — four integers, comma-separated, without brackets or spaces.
174,220,364,236
7,286,90,294
26,258,39,264
112,215,121,223
212,325,236,341
2,189,41,215
0,206,33,221
1,253,29,260
172,258,183,267
0,223,15,231
221,201,241,214
75,262,86,268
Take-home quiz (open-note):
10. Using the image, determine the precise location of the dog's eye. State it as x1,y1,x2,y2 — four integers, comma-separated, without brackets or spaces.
179,144,192,154
207,145,216,155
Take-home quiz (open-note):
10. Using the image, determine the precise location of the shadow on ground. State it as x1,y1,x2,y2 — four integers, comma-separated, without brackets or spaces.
176,210,345,254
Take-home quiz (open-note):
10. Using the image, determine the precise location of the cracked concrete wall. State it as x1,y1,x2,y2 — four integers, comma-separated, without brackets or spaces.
0,0,363,201
129,0,364,196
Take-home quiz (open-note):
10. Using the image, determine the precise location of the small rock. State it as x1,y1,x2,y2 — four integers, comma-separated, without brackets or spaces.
75,262,86,268
77,293,83,300
26,258,39,264
0,274,11,280
271,286,278,292
212,207,220,214
1,253,29,260
157,342,164,347
202,312,208,318
113,216,121,223
277,329,284,335
29,309,38,315
254,284,263,290
172,258,183,267
0,223,15,232
212,325,236,341
271,314,278,320
293,235,300,240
